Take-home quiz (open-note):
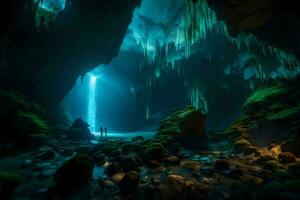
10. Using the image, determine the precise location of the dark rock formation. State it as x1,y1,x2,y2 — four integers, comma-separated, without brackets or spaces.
66,118,94,140
156,106,207,150
207,0,300,59
0,0,141,108
53,153,94,196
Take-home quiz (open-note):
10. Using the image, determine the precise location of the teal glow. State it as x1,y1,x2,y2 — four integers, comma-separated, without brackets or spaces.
38,0,66,12
87,75,97,133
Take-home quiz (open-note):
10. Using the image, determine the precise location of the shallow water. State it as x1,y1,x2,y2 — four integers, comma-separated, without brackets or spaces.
92,131,156,141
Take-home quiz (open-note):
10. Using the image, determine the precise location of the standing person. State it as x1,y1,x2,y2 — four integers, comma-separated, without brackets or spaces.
104,127,108,137
100,126,103,138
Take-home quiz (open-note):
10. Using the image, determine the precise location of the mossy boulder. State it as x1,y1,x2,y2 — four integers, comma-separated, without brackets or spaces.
263,160,284,171
0,170,22,200
233,139,252,153
139,142,166,162
54,154,94,196
156,106,207,150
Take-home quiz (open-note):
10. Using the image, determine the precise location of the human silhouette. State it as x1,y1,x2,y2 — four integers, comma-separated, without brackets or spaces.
100,126,103,138
104,127,108,137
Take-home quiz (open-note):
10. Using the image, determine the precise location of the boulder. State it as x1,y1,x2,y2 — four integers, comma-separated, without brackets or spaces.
140,142,166,162
54,154,94,196
156,106,207,150
214,160,230,171
278,152,297,164
119,171,140,197
146,160,160,169
255,155,276,165
66,119,94,140
120,156,139,173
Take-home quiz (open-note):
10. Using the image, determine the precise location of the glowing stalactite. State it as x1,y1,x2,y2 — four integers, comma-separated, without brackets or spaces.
87,75,97,133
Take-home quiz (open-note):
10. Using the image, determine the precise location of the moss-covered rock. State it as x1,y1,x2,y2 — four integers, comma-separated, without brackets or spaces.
156,106,207,150
233,139,252,153
263,160,284,171
54,154,94,196
139,142,166,162
0,170,22,200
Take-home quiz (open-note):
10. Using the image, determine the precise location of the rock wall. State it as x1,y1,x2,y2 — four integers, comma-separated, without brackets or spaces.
207,0,300,60
0,0,141,108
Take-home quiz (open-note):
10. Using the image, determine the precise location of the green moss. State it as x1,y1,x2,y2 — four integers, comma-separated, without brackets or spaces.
17,111,49,134
267,104,300,121
0,170,22,199
272,169,295,180
244,86,286,107
234,139,252,146
264,160,284,171
140,142,166,161
265,180,300,192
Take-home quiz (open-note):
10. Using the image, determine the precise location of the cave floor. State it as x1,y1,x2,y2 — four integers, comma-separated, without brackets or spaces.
0,134,300,200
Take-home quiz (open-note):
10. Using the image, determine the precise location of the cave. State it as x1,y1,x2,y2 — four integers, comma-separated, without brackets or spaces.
1,0,300,199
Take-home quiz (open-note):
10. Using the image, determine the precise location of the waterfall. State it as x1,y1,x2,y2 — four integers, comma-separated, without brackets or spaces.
87,75,97,133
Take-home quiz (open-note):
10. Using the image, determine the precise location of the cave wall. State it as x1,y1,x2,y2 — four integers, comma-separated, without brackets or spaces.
0,0,141,108
207,0,300,60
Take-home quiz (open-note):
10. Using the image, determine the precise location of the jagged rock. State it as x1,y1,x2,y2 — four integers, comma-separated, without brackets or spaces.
278,152,296,164
0,0,141,108
54,154,93,196
66,119,94,140
119,171,140,197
